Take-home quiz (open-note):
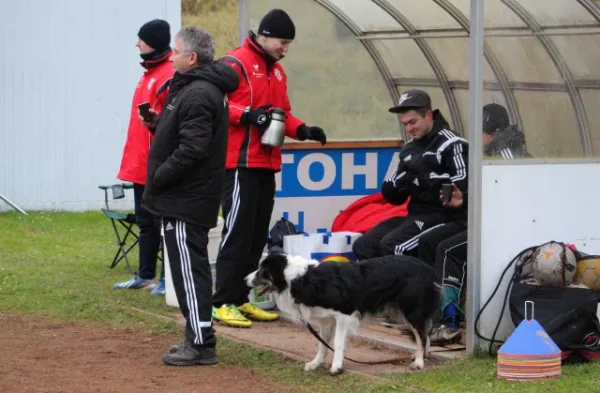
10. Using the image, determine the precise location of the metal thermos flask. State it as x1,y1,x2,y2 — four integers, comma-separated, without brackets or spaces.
260,108,286,148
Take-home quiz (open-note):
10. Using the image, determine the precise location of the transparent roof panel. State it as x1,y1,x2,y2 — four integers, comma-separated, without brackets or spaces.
485,37,562,83
373,39,437,79
243,0,600,155
449,0,528,28
326,0,404,32
551,32,600,79
425,38,497,82
516,0,598,27
385,0,462,30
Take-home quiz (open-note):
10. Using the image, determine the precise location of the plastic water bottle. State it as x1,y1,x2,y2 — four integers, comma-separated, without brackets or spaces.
445,303,459,329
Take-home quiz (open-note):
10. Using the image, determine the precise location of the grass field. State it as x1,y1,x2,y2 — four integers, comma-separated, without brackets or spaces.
3,211,600,392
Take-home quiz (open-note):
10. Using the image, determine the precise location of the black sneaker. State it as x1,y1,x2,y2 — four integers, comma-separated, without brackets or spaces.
162,342,218,366
168,342,184,354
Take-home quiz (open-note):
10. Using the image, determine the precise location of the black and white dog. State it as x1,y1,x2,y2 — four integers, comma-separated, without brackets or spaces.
245,253,440,374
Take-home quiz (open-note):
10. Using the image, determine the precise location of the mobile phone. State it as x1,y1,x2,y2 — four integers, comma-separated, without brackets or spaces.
138,102,152,121
442,183,453,203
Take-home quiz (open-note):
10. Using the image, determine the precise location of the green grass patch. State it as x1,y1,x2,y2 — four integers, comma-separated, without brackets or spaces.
3,211,600,392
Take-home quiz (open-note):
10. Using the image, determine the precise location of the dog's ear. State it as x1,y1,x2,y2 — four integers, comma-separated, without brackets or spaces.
262,252,289,271
271,270,288,292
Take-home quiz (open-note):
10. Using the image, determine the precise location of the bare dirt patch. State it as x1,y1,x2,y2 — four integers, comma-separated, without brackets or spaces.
0,312,304,393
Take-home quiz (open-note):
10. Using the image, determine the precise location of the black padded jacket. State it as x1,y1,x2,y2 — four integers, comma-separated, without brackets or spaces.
142,62,240,228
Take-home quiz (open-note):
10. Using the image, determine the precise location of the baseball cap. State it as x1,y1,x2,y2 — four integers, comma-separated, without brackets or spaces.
388,89,432,113
482,103,509,133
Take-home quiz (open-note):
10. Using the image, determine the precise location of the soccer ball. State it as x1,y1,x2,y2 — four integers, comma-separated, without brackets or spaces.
574,257,600,291
516,248,536,279
519,277,541,286
568,281,590,290
531,242,577,287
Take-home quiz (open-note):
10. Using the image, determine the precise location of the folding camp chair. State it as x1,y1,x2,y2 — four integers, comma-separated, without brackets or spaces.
98,183,139,274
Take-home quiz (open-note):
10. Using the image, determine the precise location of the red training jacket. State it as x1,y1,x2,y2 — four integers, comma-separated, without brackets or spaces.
222,35,305,171
117,52,174,185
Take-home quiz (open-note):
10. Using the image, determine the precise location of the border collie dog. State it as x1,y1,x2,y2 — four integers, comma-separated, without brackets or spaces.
245,253,440,374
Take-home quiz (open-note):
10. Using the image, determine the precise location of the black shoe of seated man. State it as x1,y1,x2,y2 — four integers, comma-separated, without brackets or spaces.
429,324,462,346
241,104,273,132
162,342,218,366
297,124,327,145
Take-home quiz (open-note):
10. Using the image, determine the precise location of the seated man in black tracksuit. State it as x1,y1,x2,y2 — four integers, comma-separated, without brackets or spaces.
352,89,469,262
417,103,531,345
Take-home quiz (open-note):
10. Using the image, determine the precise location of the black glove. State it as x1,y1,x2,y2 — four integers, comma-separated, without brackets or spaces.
385,170,417,191
241,104,273,132
381,177,413,205
297,125,327,145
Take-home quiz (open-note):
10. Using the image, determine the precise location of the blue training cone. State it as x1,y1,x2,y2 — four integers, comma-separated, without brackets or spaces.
497,301,561,381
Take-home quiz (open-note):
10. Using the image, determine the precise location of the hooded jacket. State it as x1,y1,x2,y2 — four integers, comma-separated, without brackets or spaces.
142,63,240,228
484,125,531,159
381,110,469,219
117,50,174,185
221,33,306,171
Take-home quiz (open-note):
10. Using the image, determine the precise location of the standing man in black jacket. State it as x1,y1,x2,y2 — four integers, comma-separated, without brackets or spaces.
352,89,469,260
142,27,239,366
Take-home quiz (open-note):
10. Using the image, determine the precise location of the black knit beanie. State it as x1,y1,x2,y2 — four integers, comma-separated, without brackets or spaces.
258,9,295,40
138,19,171,51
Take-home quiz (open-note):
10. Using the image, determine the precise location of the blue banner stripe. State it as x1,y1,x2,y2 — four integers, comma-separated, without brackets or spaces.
276,147,398,198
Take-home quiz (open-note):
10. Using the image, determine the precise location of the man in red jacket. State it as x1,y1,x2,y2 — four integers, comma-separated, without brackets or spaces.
114,19,174,295
213,9,327,327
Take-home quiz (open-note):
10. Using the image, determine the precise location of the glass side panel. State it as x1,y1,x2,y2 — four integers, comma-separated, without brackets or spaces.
452,89,510,139
579,89,600,157
514,90,583,158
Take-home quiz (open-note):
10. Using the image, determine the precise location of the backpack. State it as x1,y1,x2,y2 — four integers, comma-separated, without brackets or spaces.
475,241,600,363
267,217,301,252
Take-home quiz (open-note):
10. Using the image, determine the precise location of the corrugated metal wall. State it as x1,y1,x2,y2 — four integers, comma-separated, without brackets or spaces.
0,0,181,211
